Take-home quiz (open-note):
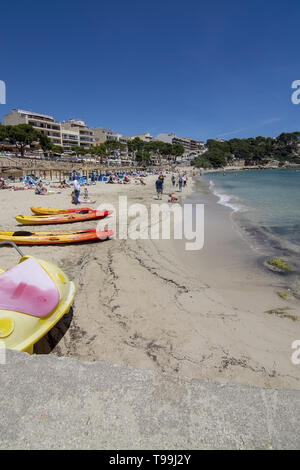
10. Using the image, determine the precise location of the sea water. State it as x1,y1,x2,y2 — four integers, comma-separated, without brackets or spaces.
199,169,300,272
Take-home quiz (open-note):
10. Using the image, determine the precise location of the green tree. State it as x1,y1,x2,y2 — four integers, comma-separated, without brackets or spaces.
171,143,185,162
38,133,53,153
0,125,7,142
135,150,151,164
91,144,107,155
207,152,227,168
127,137,144,153
3,124,40,157
71,145,88,156
104,140,123,152
51,145,64,155
91,144,107,163
191,156,212,169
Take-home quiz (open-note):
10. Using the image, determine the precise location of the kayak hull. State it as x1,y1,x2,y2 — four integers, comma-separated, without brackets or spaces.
16,210,113,225
0,230,114,245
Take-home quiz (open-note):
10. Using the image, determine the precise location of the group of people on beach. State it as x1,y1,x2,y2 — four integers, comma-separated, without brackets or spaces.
106,174,146,185
155,173,188,201
171,173,188,190
0,176,51,192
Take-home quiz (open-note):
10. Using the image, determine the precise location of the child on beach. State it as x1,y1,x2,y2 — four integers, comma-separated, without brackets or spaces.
84,187,88,200
168,194,178,203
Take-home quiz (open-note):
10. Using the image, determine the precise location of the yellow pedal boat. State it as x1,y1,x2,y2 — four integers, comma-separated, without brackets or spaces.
0,242,75,354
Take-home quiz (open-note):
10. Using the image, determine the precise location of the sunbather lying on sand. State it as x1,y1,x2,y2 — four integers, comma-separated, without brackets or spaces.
0,179,10,189
35,182,47,195
58,180,71,189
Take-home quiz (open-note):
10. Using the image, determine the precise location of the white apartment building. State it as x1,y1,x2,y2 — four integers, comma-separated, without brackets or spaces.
61,128,80,152
156,132,205,155
93,127,115,145
61,119,94,149
128,132,153,142
106,133,128,145
93,127,129,146
4,110,96,152
4,109,62,146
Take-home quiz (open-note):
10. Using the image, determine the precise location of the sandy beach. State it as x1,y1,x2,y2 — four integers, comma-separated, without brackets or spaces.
0,171,299,391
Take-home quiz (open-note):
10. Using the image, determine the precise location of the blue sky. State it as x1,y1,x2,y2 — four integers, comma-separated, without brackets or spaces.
1,0,300,141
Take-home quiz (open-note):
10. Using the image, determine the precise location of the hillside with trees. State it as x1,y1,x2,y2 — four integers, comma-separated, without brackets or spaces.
191,133,300,168
128,138,185,164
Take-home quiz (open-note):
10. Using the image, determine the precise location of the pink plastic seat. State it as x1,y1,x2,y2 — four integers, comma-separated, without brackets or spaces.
0,258,59,317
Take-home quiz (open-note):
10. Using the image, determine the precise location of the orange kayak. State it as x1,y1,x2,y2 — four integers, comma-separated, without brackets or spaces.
31,207,92,215
16,210,113,225
0,229,114,245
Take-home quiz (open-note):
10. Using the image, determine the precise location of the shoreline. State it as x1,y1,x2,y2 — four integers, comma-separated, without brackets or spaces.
0,170,299,391
198,170,300,290
197,164,300,174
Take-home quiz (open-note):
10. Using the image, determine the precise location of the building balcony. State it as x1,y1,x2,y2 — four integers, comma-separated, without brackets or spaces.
27,116,55,123
80,138,94,144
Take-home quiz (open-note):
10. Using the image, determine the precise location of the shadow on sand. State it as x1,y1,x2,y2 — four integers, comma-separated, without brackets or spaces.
34,306,74,354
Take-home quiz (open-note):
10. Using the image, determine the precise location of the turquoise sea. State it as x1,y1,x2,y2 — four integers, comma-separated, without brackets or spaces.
200,168,300,270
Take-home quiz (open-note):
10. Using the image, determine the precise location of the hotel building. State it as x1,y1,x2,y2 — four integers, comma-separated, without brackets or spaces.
4,110,95,152
156,132,205,155
61,119,94,150
127,132,153,142
4,109,62,146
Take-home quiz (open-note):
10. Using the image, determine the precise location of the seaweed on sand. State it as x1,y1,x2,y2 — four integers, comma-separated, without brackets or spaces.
266,258,292,272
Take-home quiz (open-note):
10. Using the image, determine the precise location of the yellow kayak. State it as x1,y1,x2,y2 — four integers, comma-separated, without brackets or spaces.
31,207,91,215
0,229,113,245
0,242,75,354
16,210,111,225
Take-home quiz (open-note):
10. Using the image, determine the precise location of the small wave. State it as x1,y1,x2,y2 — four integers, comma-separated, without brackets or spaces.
235,214,300,262
209,180,242,212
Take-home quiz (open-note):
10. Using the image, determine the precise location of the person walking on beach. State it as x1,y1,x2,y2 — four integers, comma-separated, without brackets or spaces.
159,174,165,194
171,174,176,187
178,175,183,192
155,176,163,200
183,175,187,188
73,177,81,205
